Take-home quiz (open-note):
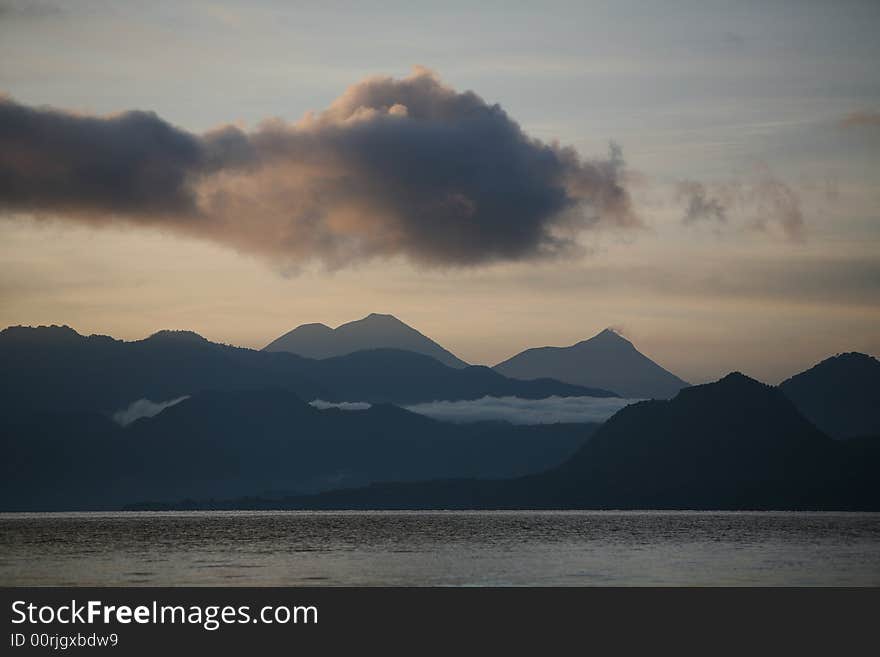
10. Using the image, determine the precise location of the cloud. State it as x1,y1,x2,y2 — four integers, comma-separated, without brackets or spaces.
0,67,639,268
403,395,638,425
112,396,189,426
0,98,209,218
309,399,372,411
677,180,727,225
677,168,804,241
840,111,880,128
749,171,804,241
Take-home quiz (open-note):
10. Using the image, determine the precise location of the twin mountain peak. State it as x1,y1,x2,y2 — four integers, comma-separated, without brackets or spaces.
262,313,688,399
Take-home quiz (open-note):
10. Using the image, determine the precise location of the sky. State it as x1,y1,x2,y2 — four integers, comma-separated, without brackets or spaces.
1,0,878,384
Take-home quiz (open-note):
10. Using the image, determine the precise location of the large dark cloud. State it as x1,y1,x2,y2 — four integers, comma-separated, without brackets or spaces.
0,68,639,267
0,97,205,217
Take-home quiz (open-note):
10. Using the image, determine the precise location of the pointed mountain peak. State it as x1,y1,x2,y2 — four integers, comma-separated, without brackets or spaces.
496,326,689,399
593,327,631,343
718,371,761,386
357,312,405,326
711,371,773,395
571,327,634,351
338,313,419,336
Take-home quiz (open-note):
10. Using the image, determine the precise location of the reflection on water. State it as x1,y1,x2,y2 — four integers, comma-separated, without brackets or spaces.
1,511,879,586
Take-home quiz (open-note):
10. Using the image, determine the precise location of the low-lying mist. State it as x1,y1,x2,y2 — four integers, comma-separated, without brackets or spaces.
312,395,638,425
112,394,636,428
112,396,190,426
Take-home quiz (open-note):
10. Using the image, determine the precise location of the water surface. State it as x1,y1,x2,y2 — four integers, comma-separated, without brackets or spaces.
2,511,878,586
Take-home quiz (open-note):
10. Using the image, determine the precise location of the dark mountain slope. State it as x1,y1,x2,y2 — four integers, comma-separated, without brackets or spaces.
542,373,835,509
0,388,597,511
254,373,879,511
779,352,880,439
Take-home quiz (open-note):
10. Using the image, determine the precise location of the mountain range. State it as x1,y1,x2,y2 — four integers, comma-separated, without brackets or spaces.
264,314,691,399
264,313,469,368
212,372,879,511
0,324,610,417
0,388,597,511
494,328,689,399
2,320,878,511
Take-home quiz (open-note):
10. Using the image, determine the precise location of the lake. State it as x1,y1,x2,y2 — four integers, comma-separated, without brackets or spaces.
2,510,879,586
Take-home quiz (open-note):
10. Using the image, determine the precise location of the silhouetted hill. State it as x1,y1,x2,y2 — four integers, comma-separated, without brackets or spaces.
543,372,835,508
779,352,880,439
494,328,689,399
264,313,469,368
0,388,597,511
238,373,880,511
0,325,609,416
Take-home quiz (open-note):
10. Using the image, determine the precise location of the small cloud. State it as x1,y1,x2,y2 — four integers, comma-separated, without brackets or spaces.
676,167,804,242
309,399,372,411
113,396,189,426
749,170,804,242
677,181,727,225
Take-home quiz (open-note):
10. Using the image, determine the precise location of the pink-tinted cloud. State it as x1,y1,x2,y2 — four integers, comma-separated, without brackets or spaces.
0,68,639,268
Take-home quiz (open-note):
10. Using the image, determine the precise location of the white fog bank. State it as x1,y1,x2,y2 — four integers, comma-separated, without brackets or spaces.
402,395,639,425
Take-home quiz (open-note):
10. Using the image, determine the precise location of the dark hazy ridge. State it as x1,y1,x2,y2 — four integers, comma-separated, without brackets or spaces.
154,373,880,511
495,328,689,399
1,388,597,511
779,352,880,440
2,323,878,511
0,323,611,511
0,324,611,416
264,312,469,369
